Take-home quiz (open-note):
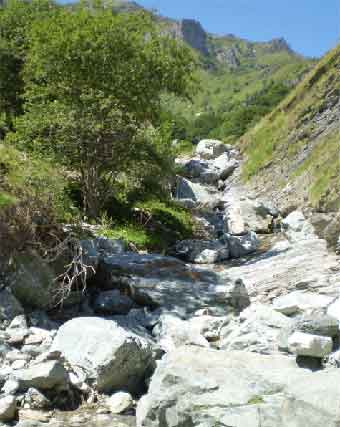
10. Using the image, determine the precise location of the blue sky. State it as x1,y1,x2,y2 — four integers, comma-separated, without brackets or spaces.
137,0,340,58
60,0,340,57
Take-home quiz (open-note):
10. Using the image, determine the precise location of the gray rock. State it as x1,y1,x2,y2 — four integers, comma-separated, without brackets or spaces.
221,234,340,306
288,332,333,358
188,315,229,341
273,291,334,316
9,254,55,310
213,154,239,180
23,388,51,410
136,346,340,427
226,232,259,258
14,360,69,391
106,392,133,415
8,315,28,331
195,139,228,160
152,313,209,353
327,298,340,322
2,379,20,395
93,290,134,315
222,190,274,235
0,395,17,422
100,252,246,317
51,317,154,394
0,288,24,324
174,177,219,206
220,304,293,354
79,238,126,274
282,211,316,241
173,239,229,264
278,314,339,353
295,314,339,337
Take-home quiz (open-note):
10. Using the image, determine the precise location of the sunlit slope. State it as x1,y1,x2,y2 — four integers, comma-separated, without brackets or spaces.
241,44,340,211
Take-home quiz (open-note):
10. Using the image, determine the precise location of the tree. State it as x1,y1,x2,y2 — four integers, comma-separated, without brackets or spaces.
0,0,55,135
13,3,196,217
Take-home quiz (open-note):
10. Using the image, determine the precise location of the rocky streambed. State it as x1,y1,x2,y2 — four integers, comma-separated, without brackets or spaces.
1,139,340,427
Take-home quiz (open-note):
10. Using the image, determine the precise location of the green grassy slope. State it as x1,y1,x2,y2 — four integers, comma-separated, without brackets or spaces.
241,43,340,211
166,35,314,142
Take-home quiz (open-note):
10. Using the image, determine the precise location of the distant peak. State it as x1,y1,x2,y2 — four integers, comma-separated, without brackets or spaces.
268,37,292,53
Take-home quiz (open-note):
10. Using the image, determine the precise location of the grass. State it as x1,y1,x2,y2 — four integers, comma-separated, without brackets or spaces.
240,43,340,209
0,191,17,208
247,396,265,405
100,199,195,252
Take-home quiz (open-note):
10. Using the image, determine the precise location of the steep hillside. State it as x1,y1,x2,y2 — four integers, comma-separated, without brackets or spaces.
241,43,340,243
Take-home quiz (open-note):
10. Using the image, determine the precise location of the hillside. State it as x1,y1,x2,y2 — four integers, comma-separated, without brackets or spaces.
241,43,340,243
93,0,314,141
158,17,314,141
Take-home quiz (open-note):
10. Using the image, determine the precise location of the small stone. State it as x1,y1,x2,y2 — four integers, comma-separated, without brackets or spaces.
106,392,133,414
93,290,134,315
8,315,28,331
24,388,51,410
327,298,340,323
288,332,333,358
2,379,20,395
11,360,27,370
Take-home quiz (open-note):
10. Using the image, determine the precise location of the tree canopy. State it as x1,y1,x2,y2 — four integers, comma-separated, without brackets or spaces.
6,1,196,217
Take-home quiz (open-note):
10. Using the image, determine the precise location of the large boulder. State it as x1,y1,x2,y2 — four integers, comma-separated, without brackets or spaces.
174,176,219,206
137,346,340,427
51,317,154,394
173,239,229,264
0,288,24,325
8,254,55,310
222,190,275,235
195,139,228,160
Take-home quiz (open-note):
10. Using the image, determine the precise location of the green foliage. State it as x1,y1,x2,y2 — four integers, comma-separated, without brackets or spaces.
166,39,313,142
9,3,196,218
0,0,56,130
0,143,74,219
0,191,17,208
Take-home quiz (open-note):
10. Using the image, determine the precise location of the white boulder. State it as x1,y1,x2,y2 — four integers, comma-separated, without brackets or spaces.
196,139,228,160
106,391,133,414
51,317,154,393
288,332,332,358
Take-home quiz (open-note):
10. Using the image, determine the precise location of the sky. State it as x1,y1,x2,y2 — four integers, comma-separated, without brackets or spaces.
136,0,340,58
59,0,340,58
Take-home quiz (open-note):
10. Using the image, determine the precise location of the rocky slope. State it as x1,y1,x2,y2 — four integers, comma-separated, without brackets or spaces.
1,138,340,427
241,43,340,246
